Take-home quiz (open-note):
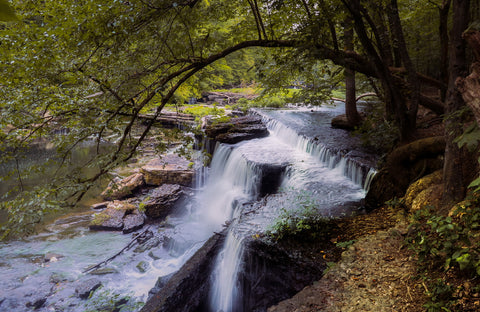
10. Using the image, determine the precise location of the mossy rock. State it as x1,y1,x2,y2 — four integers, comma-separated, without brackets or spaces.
411,184,443,211
404,170,443,209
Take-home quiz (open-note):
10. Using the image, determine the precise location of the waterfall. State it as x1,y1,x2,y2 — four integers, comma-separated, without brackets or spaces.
209,224,245,312
209,108,378,312
197,144,262,224
255,109,375,191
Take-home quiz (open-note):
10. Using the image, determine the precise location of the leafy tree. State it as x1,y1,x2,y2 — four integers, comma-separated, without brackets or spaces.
0,0,478,236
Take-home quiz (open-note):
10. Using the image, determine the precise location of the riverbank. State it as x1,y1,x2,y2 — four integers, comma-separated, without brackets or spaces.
269,205,426,311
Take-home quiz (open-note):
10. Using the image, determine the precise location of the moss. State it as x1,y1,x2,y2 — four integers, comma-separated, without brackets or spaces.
90,213,112,226
404,170,443,209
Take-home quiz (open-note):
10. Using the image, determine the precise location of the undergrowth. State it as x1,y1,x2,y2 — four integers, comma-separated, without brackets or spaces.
266,190,333,240
405,193,480,311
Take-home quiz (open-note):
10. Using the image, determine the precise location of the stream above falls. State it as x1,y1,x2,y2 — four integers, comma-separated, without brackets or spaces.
0,103,378,312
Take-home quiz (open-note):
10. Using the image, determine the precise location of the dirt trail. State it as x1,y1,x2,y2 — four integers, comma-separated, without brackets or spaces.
269,208,425,312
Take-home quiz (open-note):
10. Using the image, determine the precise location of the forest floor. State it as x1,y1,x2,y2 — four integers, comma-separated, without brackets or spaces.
268,206,426,312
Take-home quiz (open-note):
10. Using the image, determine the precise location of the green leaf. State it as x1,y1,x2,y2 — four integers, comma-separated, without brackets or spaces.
0,0,18,21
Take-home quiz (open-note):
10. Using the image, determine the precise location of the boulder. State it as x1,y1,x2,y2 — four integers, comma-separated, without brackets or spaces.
141,154,194,187
123,212,145,234
101,173,145,200
404,170,443,209
140,231,226,312
204,115,269,144
141,184,184,219
365,136,445,210
25,297,47,310
411,184,443,211
89,200,145,232
331,114,355,130
75,278,102,299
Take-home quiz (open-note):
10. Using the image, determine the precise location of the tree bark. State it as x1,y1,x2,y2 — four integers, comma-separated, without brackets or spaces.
458,30,480,125
344,16,361,126
443,0,471,203
439,0,452,101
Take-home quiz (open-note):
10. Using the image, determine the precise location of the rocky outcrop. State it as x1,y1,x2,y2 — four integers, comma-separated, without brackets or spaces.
101,173,145,200
258,163,288,196
141,154,194,186
237,237,326,311
89,201,145,233
204,115,269,144
141,184,184,219
365,136,445,209
140,231,226,312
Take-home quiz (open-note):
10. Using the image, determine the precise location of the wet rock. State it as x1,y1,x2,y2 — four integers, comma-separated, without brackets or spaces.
331,114,356,130
142,184,184,219
134,237,161,253
88,267,118,275
148,250,162,260
101,173,145,200
204,115,269,144
141,231,226,312
141,154,194,186
136,261,149,273
258,163,288,196
148,273,175,299
45,252,64,263
75,278,102,299
26,297,47,310
123,212,145,234
238,237,325,312
89,200,144,232
49,273,68,284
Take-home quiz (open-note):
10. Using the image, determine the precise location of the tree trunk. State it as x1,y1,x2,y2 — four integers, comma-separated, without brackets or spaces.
344,16,361,126
439,0,452,101
443,0,471,203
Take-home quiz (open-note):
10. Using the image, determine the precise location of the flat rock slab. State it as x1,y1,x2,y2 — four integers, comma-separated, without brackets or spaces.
101,173,145,200
142,184,183,219
141,154,194,186
89,200,145,233
205,115,269,144
123,213,145,234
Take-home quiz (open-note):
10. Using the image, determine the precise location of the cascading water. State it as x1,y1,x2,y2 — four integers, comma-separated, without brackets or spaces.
209,106,378,312
0,104,377,312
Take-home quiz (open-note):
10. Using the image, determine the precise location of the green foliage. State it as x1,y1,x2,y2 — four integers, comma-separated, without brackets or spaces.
82,288,143,312
266,190,331,240
406,197,480,309
336,239,356,249
182,104,225,118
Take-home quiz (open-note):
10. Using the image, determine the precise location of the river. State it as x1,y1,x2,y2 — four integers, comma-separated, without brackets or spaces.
0,103,377,312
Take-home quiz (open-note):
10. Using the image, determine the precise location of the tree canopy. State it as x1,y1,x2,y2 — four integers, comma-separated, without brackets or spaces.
1,0,479,237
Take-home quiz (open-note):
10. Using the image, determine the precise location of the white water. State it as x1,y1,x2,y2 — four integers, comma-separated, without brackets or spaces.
0,106,377,312
209,108,377,312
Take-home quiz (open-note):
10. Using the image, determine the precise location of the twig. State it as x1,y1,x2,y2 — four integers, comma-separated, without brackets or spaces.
82,226,152,273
